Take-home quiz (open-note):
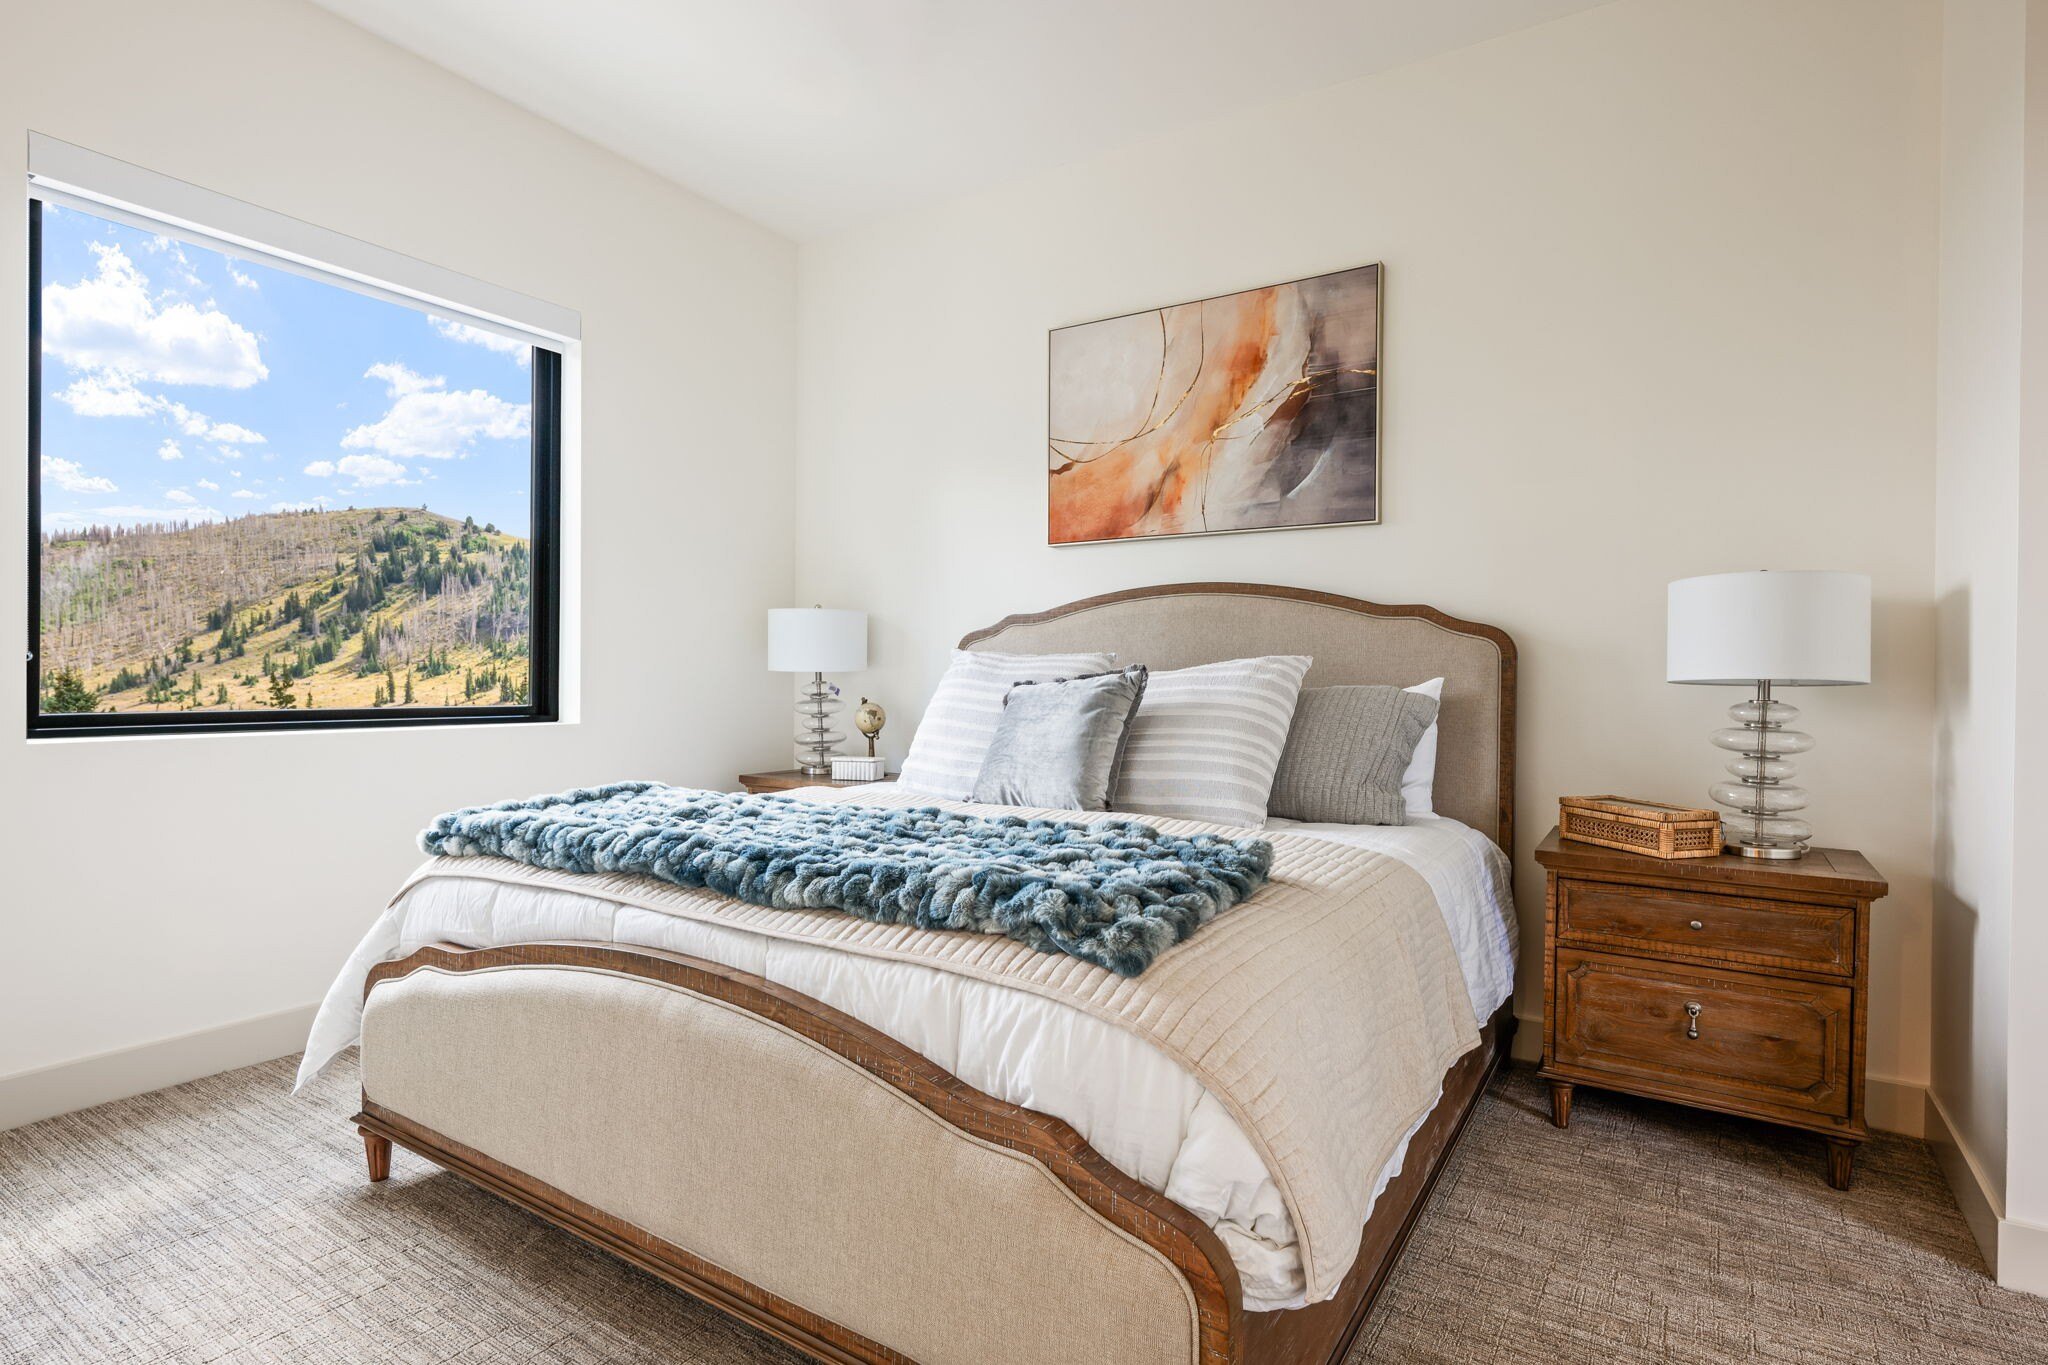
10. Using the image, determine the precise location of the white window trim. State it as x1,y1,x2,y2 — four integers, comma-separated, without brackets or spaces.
25,133,584,737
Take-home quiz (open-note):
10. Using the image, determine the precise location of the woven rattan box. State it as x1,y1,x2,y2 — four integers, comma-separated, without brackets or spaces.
1557,795,1722,860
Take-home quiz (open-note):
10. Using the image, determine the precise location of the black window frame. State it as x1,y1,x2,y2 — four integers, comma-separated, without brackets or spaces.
26,199,563,738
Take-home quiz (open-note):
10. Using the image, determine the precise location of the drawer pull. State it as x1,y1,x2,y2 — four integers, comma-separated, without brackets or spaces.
1685,1001,1702,1040
1689,920,1704,931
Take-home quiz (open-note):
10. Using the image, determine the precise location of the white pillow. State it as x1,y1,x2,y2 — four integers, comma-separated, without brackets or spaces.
898,649,1116,801
1110,655,1312,829
1401,677,1446,817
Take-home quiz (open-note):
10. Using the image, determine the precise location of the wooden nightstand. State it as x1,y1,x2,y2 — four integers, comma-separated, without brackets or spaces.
1534,826,1887,1189
737,769,896,795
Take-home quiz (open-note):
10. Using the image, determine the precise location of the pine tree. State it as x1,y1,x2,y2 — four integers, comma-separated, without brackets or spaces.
43,668,101,713
267,671,297,708
403,669,415,704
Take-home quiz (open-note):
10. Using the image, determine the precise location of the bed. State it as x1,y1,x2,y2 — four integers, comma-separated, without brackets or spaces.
309,582,1519,1365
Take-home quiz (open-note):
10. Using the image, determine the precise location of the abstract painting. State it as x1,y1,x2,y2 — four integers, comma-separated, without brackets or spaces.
1048,264,1380,544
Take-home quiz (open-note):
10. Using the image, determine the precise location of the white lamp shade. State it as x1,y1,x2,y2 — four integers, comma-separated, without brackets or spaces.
1667,571,1870,686
767,608,868,673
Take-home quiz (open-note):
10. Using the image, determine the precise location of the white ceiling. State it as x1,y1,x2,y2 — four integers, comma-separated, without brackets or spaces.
314,0,1615,241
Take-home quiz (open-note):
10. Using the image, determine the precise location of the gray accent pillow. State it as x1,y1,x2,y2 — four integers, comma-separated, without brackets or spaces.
971,666,1149,811
1268,685,1443,825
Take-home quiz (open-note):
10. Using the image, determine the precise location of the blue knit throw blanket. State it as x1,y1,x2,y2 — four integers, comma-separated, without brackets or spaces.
420,782,1272,977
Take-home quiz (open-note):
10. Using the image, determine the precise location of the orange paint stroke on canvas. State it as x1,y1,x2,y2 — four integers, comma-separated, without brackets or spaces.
1050,289,1281,543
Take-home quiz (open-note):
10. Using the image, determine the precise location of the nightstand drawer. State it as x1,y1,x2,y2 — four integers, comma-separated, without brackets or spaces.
1553,949,1852,1120
1557,880,1854,976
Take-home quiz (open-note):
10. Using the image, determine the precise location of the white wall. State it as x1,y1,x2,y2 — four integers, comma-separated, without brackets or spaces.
796,0,1942,1109
0,0,797,1119
1931,0,2023,1242
1927,0,2048,1295
2012,0,2048,1260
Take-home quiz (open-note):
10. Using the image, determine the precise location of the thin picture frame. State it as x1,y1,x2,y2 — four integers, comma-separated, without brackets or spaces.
1047,261,1384,547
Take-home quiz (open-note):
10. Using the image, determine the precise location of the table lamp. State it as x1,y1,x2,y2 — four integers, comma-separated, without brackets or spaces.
1666,571,1870,859
768,607,868,774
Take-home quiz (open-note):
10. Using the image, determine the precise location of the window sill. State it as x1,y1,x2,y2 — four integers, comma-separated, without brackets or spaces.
25,712,574,745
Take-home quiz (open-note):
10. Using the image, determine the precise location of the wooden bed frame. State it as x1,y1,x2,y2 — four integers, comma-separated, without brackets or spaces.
351,583,1518,1365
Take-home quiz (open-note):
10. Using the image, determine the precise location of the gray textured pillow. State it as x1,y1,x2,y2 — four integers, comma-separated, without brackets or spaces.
1268,685,1442,825
971,667,1149,811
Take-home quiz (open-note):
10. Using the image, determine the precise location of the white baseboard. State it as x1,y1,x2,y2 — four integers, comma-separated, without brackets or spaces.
1510,1010,1542,1063
1865,1074,1927,1137
1999,1217,2048,1298
1925,1088,2014,1285
1509,1013,1926,1136
0,1003,318,1132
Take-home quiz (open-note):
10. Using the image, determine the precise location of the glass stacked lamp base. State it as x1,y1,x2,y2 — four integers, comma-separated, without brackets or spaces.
1706,683,1814,859
794,671,846,775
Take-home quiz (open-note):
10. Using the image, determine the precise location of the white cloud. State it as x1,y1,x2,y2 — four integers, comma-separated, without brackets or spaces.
228,266,259,290
165,488,197,504
429,315,531,365
57,373,161,417
195,477,220,491
340,453,412,486
270,497,330,512
53,503,224,527
364,361,443,396
41,242,266,388
40,454,118,494
165,247,205,293
345,361,528,460
54,377,267,447
232,488,258,499
303,453,413,487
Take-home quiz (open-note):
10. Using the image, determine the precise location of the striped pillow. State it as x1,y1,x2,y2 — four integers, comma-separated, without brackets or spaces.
898,649,1116,801
1110,655,1312,828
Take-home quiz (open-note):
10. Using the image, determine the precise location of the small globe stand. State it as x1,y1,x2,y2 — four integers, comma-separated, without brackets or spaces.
855,697,886,758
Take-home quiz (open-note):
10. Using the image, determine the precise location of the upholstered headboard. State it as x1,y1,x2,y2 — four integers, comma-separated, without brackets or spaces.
959,583,1518,852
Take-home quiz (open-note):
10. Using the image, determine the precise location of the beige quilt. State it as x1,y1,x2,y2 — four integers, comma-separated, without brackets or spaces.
380,788,1480,1299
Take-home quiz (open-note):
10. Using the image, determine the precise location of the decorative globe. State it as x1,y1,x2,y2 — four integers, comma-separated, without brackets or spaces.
855,698,886,755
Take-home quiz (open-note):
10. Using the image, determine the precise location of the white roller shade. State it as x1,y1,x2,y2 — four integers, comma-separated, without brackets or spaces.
28,132,578,350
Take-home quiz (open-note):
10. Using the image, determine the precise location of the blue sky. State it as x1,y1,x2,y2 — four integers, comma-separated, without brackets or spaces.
37,202,535,537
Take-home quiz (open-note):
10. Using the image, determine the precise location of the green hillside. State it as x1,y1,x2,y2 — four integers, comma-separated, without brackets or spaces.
38,507,532,715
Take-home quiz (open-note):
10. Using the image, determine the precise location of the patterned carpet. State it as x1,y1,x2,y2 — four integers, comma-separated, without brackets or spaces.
2,1054,2043,1364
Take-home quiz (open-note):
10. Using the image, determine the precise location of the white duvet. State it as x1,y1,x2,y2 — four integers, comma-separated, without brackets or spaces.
298,789,1516,1311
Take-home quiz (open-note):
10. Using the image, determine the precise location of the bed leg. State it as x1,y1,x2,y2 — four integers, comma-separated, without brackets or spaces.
361,1130,392,1183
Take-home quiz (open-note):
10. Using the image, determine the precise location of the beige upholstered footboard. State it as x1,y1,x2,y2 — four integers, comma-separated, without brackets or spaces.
356,943,1235,1365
